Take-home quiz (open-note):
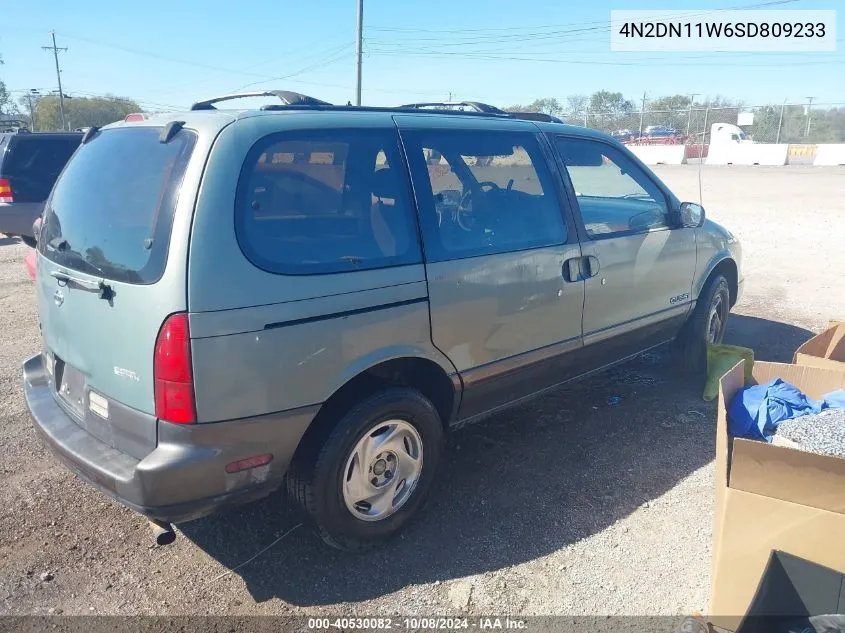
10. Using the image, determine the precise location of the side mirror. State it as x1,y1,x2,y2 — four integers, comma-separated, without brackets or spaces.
679,202,705,228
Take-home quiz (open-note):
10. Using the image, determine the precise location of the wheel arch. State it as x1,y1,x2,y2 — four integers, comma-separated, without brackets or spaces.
696,255,738,307
290,351,461,467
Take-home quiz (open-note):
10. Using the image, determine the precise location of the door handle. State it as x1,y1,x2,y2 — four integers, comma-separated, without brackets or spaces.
562,256,601,282
562,258,582,283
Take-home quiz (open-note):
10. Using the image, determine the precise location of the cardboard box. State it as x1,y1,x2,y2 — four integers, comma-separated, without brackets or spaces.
710,361,845,631
735,551,845,633
793,320,845,371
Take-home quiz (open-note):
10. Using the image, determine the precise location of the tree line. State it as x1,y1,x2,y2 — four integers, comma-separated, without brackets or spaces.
505,92,845,143
8,92,144,131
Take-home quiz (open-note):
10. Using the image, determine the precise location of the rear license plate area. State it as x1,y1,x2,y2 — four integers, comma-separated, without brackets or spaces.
54,357,87,420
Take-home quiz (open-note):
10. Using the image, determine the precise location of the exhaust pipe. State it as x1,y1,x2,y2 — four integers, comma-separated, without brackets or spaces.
148,519,176,546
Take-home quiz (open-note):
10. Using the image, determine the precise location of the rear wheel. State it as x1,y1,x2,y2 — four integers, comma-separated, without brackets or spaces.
286,388,444,551
674,274,731,372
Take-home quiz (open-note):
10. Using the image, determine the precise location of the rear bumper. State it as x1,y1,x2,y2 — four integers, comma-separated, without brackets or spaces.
23,353,316,523
0,202,42,238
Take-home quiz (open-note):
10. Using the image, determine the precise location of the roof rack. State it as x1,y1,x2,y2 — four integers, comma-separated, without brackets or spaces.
398,101,507,115
188,92,566,124
507,111,564,123
398,101,563,123
190,90,332,111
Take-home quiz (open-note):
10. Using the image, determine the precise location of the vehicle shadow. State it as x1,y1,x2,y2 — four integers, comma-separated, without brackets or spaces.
180,314,813,607
724,313,816,363
0,236,20,247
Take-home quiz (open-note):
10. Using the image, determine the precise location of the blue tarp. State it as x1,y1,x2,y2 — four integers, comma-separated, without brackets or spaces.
728,378,845,442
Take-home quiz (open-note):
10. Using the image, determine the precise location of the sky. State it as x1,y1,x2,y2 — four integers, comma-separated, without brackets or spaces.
1,0,843,114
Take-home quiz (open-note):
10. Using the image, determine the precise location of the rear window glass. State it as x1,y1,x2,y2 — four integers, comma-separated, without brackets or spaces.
235,129,421,275
1,135,81,202
39,127,196,284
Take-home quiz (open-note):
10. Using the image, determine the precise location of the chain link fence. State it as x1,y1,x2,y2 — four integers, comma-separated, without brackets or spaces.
576,104,845,146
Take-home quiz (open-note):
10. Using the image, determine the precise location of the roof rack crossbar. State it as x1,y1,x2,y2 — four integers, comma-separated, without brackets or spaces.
190,90,332,111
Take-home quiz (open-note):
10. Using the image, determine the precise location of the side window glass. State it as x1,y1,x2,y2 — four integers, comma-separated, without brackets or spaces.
408,130,566,261
555,137,670,238
235,130,421,275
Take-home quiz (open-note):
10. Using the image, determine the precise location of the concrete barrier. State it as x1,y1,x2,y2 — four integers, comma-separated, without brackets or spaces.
685,143,709,160
814,144,845,166
706,143,788,166
786,144,818,166
627,145,686,165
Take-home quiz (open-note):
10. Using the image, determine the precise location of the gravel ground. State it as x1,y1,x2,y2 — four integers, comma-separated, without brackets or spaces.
0,166,843,619
775,409,845,458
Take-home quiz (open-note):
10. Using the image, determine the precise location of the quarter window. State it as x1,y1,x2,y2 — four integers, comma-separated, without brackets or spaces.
404,130,566,261
555,137,670,238
235,130,421,275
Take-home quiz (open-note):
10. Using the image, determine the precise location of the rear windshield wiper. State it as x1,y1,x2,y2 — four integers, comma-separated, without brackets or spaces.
50,269,115,301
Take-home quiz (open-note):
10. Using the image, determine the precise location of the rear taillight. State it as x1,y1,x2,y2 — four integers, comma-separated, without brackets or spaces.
124,113,146,122
153,312,196,424
0,178,12,204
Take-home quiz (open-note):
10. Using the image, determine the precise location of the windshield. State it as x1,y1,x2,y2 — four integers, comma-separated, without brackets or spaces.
39,127,196,284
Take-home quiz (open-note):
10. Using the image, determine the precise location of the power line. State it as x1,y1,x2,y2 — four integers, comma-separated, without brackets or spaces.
41,31,68,131
365,0,801,44
233,43,354,91
367,49,843,68
54,31,356,103
367,41,845,61
56,32,288,80
365,0,800,34
366,33,845,58
151,35,353,98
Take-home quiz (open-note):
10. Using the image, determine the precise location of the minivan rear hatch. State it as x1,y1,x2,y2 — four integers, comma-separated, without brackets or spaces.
36,125,197,459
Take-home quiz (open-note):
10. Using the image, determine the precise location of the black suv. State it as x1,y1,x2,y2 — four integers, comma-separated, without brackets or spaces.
0,132,82,246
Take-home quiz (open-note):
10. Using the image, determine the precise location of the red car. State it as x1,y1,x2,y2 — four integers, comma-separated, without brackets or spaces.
24,217,40,279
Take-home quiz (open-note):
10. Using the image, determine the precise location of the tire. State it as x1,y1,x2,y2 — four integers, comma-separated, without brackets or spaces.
286,387,444,551
674,274,731,373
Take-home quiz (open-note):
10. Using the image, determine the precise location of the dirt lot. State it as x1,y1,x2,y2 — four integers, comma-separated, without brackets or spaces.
0,166,843,618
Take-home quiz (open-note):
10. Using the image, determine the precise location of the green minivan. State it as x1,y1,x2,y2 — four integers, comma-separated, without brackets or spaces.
24,92,742,549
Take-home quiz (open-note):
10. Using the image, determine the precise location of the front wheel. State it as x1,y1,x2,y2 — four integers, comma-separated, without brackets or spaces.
286,388,444,551
674,274,731,372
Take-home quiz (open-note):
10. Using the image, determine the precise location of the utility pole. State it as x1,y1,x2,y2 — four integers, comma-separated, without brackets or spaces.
686,93,699,136
355,0,363,106
776,99,786,144
42,31,68,131
25,89,41,132
804,96,814,138
638,91,647,140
